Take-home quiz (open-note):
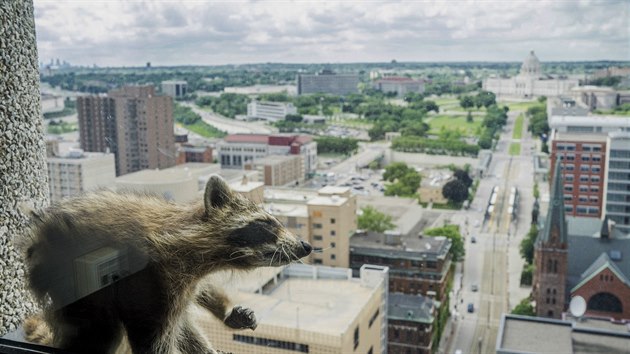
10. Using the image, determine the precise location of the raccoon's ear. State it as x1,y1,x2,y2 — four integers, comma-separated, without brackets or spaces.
204,175,233,211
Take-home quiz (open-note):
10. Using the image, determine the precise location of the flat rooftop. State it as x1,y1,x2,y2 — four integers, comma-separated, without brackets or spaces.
252,154,301,165
357,195,434,236
497,314,630,354
351,232,450,261
307,195,348,207
235,277,374,335
552,131,609,142
265,187,319,203
116,168,194,184
265,203,308,218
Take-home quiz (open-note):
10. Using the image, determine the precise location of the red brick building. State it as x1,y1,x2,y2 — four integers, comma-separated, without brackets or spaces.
550,132,607,218
387,293,436,354
176,144,213,164
535,162,630,321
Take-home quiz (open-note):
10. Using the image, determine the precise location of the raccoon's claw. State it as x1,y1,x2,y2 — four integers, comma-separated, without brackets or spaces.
224,305,257,330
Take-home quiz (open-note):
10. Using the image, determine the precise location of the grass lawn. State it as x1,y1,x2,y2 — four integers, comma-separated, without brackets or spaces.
513,114,524,139
426,114,482,137
177,121,226,138
432,96,459,107
509,142,521,156
501,100,540,112
47,121,78,135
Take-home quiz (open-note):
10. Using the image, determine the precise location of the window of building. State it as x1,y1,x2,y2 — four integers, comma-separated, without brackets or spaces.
331,254,336,260
368,348,373,354
312,223,323,229
330,218,336,224
565,175,574,182
330,242,336,248
578,195,588,202
592,155,602,162
330,230,336,236
580,165,589,172
564,185,573,192
369,309,380,328
564,205,573,212
577,206,588,214
233,334,309,353
579,185,588,192
354,326,360,350
581,155,590,162
579,175,589,182
313,235,323,241
591,166,601,173
313,259,323,265
591,176,600,183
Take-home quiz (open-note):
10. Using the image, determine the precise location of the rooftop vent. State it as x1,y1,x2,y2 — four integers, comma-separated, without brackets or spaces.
610,250,622,261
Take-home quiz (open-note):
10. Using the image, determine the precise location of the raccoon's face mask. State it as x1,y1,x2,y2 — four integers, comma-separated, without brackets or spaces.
203,175,312,268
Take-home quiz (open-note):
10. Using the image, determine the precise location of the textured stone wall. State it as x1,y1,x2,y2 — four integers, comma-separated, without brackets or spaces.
0,0,49,335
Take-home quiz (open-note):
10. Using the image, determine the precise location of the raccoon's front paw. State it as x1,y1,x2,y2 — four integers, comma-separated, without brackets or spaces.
224,305,257,330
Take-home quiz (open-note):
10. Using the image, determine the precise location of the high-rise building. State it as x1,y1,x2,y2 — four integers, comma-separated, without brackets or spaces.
195,264,388,354
604,132,630,233
297,70,360,96
78,86,176,176
47,149,116,203
373,77,425,97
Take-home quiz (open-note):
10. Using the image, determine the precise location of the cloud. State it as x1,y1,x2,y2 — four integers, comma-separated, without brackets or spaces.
33,0,629,66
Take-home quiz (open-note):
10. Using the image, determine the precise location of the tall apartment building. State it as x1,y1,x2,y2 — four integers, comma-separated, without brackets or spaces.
78,86,176,176
218,133,317,178
550,132,607,218
195,264,388,354
245,154,304,186
47,150,116,203
604,132,630,233
373,77,425,97
297,70,360,96
161,80,187,98
247,100,297,122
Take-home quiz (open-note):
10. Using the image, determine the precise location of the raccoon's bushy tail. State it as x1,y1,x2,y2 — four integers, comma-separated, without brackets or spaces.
23,314,53,346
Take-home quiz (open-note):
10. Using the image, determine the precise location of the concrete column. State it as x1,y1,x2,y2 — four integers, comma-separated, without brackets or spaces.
0,0,49,335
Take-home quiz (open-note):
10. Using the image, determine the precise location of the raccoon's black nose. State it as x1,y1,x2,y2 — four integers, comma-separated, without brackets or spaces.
300,240,312,255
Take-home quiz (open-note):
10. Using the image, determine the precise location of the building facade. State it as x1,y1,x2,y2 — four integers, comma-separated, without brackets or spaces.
161,80,187,98
373,77,425,97
218,134,317,178
245,154,304,186
47,150,116,203
195,264,388,354
78,85,176,176
247,100,297,122
550,132,607,218
387,293,437,354
604,132,630,234
176,144,213,164
483,51,579,98
297,70,360,96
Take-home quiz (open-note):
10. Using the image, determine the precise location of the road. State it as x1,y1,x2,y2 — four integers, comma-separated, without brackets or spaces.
182,102,276,135
446,108,536,353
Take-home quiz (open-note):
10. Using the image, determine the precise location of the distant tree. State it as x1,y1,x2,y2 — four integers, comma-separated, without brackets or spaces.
453,169,473,188
442,179,469,204
511,297,535,316
358,206,395,233
475,91,496,108
383,162,413,182
383,162,421,198
459,95,475,110
466,110,473,123
424,224,465,261
519,225,538,264
285,114,303,123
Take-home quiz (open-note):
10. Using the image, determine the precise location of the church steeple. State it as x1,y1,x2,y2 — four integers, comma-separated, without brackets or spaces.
538,161,567,245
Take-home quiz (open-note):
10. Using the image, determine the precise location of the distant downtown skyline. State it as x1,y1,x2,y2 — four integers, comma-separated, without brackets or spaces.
34,0,629,67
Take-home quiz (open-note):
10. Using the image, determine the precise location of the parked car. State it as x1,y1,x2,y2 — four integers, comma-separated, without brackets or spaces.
467,303,475,313
471,236,477,243
471,284,478,292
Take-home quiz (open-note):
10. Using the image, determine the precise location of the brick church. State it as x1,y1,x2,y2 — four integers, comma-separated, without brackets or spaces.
533,162,630,320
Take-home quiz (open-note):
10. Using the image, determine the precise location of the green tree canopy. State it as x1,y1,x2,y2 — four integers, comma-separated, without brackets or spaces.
383,162,421,198
423,224,465,261
520,224,539,264
358,206,395,233
459,95,475,110
442,179,469,204
453,169,473,188
511,297,535,316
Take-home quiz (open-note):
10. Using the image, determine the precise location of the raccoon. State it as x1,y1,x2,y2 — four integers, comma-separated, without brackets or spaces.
22,175,312,354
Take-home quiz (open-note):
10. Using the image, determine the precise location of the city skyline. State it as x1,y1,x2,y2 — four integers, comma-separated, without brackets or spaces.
34,0,629,67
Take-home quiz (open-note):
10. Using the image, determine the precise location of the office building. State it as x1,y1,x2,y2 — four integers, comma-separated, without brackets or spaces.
245,154,304,186
247,100,297,122
549,132,607,218
549,114,630,134
604,132,630,234
218,134,317,178
297,70,360,96
78,86,176,176
483,51,579,98
195,264,388,354
161,80,187,98
47,149,116,203
373,77,425,97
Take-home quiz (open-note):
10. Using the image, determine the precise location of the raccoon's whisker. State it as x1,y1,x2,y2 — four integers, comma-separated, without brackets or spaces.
270,247,280,267
313,247,332,253
287,248,304,264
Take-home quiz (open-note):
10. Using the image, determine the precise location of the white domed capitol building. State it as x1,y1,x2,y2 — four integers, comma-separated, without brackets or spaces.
483,51,580,98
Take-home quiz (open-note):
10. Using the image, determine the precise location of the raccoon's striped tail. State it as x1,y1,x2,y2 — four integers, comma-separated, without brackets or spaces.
23,314,53,346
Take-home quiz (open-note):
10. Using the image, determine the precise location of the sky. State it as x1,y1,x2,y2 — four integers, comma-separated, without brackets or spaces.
33,0,630,67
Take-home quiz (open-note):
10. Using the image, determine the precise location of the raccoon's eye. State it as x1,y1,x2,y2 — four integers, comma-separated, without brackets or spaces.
228,220,279,247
